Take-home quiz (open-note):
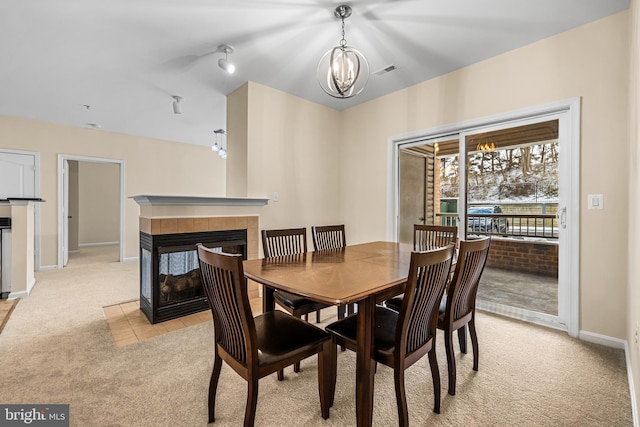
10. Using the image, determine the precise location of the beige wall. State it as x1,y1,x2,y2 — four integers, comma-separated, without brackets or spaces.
236,82,343,242
628,0,640,415
0,117,227,266
338,11,630,339
78,161,119,245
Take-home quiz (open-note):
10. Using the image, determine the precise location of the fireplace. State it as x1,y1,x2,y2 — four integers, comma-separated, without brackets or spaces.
139,229,247,324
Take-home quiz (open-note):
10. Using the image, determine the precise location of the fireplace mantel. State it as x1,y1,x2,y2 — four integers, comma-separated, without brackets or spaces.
130,195,269,207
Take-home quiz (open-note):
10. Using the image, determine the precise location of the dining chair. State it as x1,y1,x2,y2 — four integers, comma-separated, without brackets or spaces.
325,245,455,425
262,228,330,324
414,224,457,251
262,228,332,376
196,244,333,426
311,224,353,319
385,224,458,312
437,236,491,396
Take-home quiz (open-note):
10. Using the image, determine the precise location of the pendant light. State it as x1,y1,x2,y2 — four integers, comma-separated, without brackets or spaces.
317,5,369,99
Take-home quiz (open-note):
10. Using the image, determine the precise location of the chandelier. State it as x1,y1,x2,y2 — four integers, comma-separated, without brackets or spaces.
476,142,496,152
317,5,369,99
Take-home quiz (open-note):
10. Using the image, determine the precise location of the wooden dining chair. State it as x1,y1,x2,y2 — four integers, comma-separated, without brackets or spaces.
385,224,458,312
414,224,457,251
262,228,331,376
437,236,491,396
311,224,353,319
262,228,330,324
325,245,455,425
196,244,333,426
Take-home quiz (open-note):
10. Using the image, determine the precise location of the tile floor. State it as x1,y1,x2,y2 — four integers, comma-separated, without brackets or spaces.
103,297,264,347
0,298,18,333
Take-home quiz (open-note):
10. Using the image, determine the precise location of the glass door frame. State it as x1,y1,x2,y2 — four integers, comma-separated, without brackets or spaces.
388,98,580,337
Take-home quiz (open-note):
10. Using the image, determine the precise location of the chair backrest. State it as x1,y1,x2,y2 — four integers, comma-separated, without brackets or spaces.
414,224,457,251
311,225,346,251
261,228,307,258
197,244,256,366
444,237,491,324
397,244,455,357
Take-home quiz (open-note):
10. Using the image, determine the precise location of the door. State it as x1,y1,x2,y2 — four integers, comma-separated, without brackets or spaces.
0,152,36,198
393,98,580,335
63,159,69,266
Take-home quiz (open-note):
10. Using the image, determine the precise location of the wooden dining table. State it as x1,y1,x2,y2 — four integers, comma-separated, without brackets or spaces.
242,241,414,427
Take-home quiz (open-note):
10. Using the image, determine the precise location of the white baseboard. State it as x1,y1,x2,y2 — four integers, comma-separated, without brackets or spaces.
38,265,58,271
123,256,138,263
79,241,119,247
624,341,640,427
579,330,626,349
8,290,28,299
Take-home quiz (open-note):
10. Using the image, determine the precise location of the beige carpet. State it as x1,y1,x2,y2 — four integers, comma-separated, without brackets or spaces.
0,246,632,426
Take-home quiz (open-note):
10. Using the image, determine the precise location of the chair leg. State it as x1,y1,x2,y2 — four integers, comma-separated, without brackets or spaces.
244,378,259,427
348,303,356,315
329,340,338,408
277,369,284,381
469,316,479,371
428,346,441,414
393,366,409,427
337,305,345,320
294,361,301,373
444,329,457,396
458,324,468,354
316,310,321,323
208,353,223,423
318,340,332,419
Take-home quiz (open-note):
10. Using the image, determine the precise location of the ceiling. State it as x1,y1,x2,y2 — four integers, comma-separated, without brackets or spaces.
1,0,629,148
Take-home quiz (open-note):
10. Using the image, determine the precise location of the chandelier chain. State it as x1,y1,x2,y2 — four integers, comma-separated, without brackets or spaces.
340,17,347,47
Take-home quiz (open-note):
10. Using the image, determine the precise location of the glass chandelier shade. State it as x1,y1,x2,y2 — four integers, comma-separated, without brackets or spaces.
317,5,369,99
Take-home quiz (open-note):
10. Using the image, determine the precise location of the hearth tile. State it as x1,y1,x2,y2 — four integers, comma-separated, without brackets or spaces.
160,218,178,234
163,318,187,332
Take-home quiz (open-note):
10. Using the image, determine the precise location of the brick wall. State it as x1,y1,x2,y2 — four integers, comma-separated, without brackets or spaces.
486,237,558,277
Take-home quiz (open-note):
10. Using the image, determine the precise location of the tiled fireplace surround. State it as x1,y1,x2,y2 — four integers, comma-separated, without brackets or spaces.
139,215,260,299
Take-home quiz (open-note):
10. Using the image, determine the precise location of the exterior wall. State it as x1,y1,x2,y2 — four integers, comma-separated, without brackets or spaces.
339,12,630,339
487,238,558,277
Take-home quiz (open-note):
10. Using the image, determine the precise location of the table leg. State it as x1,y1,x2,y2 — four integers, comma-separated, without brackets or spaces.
262,284,275,313
355,295,376,427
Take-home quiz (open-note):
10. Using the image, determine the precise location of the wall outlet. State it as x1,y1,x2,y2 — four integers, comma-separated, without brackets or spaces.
635,321,639,345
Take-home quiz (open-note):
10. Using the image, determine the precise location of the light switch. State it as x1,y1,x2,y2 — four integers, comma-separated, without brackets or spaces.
588,194,603,210
273,191,279,202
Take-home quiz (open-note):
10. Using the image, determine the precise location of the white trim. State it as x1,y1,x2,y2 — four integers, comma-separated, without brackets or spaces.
579,330,626,349
57,155,125,268
8,290,28,300
79,241,119,247
388,97,581,336
624,341,640,427
476,302,566,331
38,265,58,271
123,256,139,263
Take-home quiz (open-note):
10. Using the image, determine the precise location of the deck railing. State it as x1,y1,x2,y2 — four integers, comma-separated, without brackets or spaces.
436,212,558,239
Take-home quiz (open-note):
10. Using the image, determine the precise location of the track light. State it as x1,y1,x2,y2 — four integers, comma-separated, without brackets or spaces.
172,96,182,114
217,45,235,74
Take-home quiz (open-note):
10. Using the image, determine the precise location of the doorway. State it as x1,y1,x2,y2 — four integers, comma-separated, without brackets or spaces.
57,155,124,268
390,98,580,336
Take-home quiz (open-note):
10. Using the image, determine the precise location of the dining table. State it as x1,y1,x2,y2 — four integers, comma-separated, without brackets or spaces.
242,241,414,427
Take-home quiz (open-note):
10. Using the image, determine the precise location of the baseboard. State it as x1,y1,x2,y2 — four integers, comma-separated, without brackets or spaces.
79,242,119,247
8,290,28,299
123,256,138,263
579,330,626,349
38,265,58,271
624,341,640,427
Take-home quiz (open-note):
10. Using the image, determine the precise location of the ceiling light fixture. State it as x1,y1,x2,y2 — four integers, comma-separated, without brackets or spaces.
212,129,227,159
317,5,369,99
476,142,496,152
217,45,235,74
172,96,183,114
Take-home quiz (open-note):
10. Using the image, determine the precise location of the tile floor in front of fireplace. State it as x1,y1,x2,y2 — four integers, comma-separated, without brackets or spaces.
104,297,264,347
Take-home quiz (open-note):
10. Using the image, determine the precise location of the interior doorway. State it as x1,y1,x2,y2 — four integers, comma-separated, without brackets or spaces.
57,155,124,268
390,98,580,336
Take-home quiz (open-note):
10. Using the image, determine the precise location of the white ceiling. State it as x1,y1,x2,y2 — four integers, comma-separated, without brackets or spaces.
1,0,629,148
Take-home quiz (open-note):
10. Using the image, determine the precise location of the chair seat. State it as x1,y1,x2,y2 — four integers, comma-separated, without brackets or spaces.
325,306,399,357
274,290,324,309
255,311,331,366
385,295,403,312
